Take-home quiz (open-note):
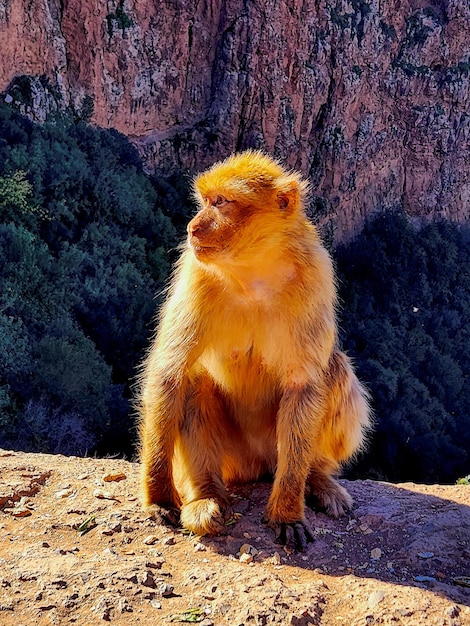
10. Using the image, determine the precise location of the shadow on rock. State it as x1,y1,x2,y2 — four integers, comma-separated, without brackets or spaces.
199,479,470,607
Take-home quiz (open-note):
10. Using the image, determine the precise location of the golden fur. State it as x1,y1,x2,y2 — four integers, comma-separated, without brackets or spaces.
138,150,371,545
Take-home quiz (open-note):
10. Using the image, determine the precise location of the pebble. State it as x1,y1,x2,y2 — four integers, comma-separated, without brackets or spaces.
118,597,133,613
239,543,258,557
55,488,75,499
91,596,112,620
93,489,120,501
156,582,174,597
415,575,436,583
11,508,32,518
143,534,159,545
139,571,157,588
162,536,176,546
445,605,461,618
103,472,127,483
270,552,281,565
367,590,386,608
239,553,253,563
194,542,206,552
370,548,382,560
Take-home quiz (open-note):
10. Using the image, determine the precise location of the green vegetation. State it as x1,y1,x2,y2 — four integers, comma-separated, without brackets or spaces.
337,212,470,483
0,100,185,456
0,100,468,484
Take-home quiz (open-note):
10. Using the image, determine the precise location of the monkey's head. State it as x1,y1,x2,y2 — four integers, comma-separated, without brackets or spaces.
188,150,308,265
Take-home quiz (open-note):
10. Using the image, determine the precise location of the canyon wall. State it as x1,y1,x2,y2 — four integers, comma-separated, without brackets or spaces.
1,0,469,239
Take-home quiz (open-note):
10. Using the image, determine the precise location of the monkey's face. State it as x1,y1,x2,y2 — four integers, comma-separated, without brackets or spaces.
188,151,307,267
187,193,253,262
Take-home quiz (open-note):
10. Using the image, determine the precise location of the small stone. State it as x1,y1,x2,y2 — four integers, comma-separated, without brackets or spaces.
51,579,68,589
147,548,164,558
117,597,133,613
414,575,436,583
151,600,162,609
156,582,174,597
162,536,176,546
368,590,386,608
12,508,32,518
55,488,74,499
194,542,206,552
91,596,112,620
270,552,281,565
239,553,253,563
143,534,159,545
417,552,434,559
93,489,120,501
445,605,460,618
239,543,258,556
139,571,157,588
103,472,127,483
370,548,382,560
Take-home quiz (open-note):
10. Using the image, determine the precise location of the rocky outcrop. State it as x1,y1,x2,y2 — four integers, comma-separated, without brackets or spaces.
1,449,469,625
1,1,470,240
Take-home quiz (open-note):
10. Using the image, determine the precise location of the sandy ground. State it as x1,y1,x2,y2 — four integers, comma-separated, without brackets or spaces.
1,449,469,625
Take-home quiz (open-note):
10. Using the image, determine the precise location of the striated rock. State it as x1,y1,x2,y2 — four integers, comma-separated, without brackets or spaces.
1,1,470,240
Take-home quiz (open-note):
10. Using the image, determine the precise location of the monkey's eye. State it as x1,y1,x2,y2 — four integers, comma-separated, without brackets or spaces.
213,195,227,207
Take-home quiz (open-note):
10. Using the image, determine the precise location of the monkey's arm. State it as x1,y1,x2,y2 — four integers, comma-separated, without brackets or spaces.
265,297,336,549
264,379,323,549
139,279,203,514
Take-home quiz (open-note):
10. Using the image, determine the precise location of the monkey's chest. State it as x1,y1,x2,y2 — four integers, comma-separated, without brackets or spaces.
198,335,280,415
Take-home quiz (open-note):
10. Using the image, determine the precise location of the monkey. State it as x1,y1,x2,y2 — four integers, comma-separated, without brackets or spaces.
137,150,371,550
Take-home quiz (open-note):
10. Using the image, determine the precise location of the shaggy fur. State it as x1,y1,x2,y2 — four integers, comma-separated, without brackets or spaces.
137,150,371,544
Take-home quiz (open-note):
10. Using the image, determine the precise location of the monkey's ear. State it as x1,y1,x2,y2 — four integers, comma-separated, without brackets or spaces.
276,178,301,215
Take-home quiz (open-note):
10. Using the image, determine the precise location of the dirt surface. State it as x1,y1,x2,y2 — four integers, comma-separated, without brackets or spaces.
1,449,469,625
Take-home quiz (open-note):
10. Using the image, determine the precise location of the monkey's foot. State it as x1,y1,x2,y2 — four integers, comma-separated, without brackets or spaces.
263,517,314,552
306,476,353,518
146,503,181,527
180,498,233,536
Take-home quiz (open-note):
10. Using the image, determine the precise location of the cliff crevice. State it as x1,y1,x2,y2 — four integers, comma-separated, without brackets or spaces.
1,0,469,240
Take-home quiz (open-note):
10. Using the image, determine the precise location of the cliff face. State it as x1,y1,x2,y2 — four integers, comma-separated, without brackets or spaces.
1,0,469,240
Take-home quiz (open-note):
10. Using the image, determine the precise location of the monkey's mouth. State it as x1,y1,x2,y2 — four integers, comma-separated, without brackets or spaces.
189,237,218,254
190,243,218,259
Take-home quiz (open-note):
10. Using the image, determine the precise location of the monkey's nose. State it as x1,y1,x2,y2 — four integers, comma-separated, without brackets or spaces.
188,222,201,236
188,220,212,239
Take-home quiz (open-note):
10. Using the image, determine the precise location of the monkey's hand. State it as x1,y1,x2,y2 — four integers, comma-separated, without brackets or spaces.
180,498,234,536
305,477,353,518
147,503,181,528
262,517,314,552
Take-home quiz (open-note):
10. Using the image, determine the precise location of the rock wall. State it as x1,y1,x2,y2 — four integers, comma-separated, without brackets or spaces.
1,0,469,240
